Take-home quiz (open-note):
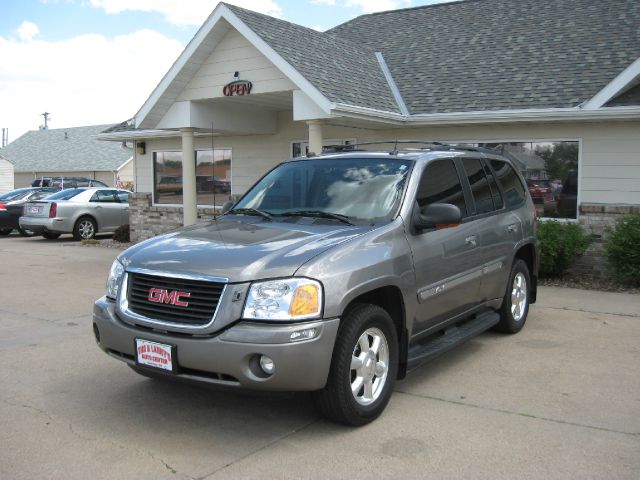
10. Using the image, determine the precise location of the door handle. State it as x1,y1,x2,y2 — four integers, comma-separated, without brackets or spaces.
465,235,477,247
507,224,518,233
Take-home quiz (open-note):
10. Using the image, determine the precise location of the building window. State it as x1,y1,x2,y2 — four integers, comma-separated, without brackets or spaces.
475,142,579,219
153,149,232,206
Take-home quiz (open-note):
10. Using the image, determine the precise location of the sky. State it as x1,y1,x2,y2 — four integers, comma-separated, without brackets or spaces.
0,0,452,143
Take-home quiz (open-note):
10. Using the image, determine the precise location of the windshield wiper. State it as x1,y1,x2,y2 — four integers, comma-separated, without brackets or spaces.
227,208,273,220
281,210,354,226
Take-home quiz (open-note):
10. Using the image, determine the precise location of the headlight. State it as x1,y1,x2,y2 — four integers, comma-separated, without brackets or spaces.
243,278,323,321
105,259,125,300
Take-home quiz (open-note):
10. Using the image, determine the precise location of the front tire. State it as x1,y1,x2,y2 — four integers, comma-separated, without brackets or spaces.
313,304,398,426
73,217,97,240
495,259,530,333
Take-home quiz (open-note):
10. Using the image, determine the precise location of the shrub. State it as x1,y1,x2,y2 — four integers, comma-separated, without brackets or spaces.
538,221,591,277
113,224,130,243
605,213,640,285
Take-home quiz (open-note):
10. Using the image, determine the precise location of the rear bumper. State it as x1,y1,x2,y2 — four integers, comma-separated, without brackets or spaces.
19,216,72,234
93,297,340,391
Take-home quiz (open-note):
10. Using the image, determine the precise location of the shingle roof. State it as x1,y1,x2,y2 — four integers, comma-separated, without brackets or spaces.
0,124,132,172
224,3,401,113
327,0,640,114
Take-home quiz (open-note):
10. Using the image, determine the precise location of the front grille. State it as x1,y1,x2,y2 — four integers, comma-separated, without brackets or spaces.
127,272,224,325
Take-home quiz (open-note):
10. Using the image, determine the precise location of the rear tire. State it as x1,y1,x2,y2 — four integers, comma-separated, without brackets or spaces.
495,259,530,333
73,216,97,240
312,304,398,426
42,232,61,240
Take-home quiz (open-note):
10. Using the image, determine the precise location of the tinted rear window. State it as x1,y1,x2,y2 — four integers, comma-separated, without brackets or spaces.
45,188,85,200
0,188,32,201
462,158,495,215
489,159,526,208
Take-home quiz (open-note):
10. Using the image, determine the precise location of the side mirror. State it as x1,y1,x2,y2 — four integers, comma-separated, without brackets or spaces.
414,203,462,230
220,200,235,214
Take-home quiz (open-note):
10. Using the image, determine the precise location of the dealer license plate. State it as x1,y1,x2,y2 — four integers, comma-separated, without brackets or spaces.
135,339,176,372
29,206,42,215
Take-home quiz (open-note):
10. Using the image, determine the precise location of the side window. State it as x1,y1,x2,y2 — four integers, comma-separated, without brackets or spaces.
489,159,526,208
91,190,117,203
417,159,467,217
483,161,504,210
461,158,494,215
116,191,129,203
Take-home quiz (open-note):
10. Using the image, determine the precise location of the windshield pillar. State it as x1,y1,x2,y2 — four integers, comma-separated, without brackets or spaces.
307,120,324,156
180,128,197,226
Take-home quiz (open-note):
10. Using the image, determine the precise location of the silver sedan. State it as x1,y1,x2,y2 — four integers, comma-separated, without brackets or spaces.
20,188,130,240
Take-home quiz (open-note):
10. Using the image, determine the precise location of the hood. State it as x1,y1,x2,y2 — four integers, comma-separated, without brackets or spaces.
121,217,372,283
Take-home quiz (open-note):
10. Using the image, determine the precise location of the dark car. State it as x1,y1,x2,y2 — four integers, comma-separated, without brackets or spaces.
0,187,59,236
557,171,578,218
31,177,109,189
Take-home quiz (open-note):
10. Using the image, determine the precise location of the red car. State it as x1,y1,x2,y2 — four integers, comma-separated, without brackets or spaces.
526,179,554,205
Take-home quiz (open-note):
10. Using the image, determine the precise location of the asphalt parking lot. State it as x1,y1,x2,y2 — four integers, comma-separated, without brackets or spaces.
1,234,639,479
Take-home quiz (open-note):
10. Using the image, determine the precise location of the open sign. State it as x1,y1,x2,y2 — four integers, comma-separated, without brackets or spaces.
223,80,253,96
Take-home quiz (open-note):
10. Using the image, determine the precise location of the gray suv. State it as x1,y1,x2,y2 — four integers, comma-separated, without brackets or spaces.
93,143,538,426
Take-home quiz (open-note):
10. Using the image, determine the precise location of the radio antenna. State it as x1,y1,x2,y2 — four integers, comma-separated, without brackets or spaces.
210,122,229,251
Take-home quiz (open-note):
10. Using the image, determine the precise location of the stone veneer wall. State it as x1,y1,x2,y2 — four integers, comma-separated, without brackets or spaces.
575,204,640,279
129,193,232,242
129,194,637,280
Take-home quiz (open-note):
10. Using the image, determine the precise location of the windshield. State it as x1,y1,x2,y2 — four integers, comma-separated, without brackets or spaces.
45,188,85,200
234,158,412,225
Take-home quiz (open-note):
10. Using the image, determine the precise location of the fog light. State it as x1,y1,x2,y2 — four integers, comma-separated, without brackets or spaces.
259,355,275,375
289,327,318,342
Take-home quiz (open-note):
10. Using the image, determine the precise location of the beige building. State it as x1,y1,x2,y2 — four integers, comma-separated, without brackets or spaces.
98,0,640,277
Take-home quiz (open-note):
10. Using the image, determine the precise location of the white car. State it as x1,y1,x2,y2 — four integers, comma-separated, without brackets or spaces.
20,188,130,240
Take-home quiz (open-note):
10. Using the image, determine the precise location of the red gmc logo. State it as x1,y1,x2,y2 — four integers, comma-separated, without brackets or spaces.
148,288,191,307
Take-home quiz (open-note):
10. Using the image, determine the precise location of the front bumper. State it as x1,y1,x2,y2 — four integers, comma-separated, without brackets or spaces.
93,297,340,391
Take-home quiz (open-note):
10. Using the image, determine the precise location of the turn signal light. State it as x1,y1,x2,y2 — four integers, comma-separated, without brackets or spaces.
289,284,319,317
49,202,57,218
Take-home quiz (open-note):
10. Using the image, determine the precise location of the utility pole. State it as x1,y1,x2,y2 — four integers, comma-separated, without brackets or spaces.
1,128,7,147
40,112,51,130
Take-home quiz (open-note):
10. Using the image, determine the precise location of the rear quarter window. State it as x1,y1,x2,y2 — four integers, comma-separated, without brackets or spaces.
489,159,526,208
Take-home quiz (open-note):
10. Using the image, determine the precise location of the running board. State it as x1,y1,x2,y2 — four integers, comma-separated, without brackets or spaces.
407,311,500,371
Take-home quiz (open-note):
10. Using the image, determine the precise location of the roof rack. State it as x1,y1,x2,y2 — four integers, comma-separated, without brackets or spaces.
318,141,498,155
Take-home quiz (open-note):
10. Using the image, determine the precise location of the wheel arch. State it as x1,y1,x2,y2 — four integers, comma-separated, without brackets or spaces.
341,285,409,379
513,242,537,303
74,214,99,235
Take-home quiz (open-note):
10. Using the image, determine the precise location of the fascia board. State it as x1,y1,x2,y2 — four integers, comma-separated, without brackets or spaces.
116,156,134,171
134,5,229,128
135,4,332,128
333,104,640,125
221,6,332,114
582,57,640,110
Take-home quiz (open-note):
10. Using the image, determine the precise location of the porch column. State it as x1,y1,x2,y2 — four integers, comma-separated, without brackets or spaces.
307,120,324,156
180,128,197,226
